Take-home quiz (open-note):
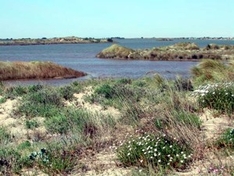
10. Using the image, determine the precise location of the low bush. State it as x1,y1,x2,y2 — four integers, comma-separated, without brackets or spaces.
27,88,62,106
59,85,74,100
17,101,60,118
17,141,31,150
36,147,77,175
28,84,44,93
45,114,70,135
193,83,234,114
216,128,234,149
117,134,192,170
0,148,23,174
94,84,115,99
45,109,93,135
4,86,27,99
0,97,6,104
25,119,39,129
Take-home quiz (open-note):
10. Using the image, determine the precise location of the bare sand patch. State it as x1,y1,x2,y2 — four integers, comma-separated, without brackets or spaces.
0,98,47,143
65,87,121,119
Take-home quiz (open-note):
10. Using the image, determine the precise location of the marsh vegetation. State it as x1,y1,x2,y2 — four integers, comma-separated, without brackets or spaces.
0,61,86,81
0,59,233,175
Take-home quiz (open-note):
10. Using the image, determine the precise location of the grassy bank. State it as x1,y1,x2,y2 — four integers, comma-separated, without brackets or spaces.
0,61,86,81
0,59,233,175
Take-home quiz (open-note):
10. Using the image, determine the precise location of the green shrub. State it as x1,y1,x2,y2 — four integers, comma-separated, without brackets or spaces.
95,84,114,99
45,109,91,135
17,141,31,150
0,97,6,104
36,147,77,174
16,88,63,117
17,102,60,118
4,86,27,99
25,120,39,129
28,84,44,93
117,134,192,169
59,85,74,100
0,148,23,174
26,88,62,106
216,128,234,149
193,83,234,114
45,114,70,134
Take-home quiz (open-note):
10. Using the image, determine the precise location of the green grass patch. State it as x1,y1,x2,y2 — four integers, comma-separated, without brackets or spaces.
0,127,12,145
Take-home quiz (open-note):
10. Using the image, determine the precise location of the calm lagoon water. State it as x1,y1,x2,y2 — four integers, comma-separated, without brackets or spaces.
0,38,234,86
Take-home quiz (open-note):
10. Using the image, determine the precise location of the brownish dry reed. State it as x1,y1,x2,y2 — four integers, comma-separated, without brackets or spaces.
0,61,86,80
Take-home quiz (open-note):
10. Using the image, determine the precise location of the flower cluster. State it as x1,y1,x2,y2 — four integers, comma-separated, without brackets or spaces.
116,134,192,169
192,82,234,97
192,82,234,113
207,164,225,175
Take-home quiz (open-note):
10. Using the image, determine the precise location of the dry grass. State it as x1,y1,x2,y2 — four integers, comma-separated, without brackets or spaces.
0,61,86,80
191,59,234,86
0,75,233,175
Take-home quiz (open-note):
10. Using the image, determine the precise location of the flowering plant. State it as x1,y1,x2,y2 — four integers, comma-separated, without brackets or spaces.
216,128,234,148
116,134,192,169
193,82,234,114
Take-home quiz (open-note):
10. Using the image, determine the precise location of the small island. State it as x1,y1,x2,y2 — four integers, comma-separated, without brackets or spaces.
0,36,113,46
0,61,87,80
96,42,234,60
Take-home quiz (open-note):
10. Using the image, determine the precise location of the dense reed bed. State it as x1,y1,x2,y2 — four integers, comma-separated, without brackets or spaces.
0,61,86,80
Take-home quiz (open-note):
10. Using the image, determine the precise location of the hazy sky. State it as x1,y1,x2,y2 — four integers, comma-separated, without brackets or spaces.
0,0,233,38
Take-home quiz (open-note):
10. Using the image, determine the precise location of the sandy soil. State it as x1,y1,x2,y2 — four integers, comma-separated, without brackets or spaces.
0,92,233,175
0,97,47,144
174,109,234,176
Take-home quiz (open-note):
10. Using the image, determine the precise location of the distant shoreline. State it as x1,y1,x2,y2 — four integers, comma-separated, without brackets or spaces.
127,37,234,41
0,36,113,46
